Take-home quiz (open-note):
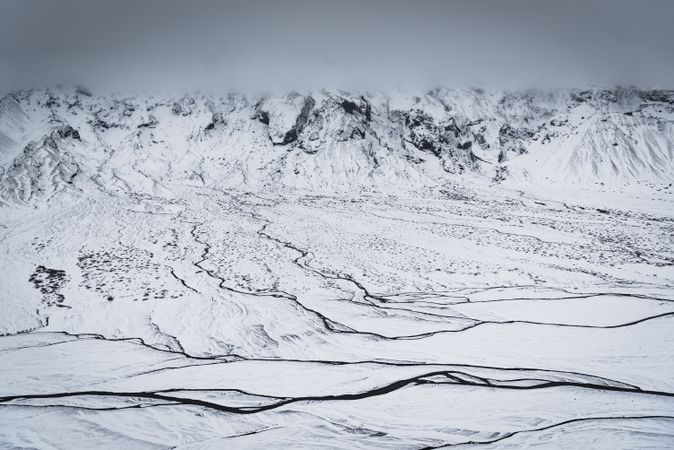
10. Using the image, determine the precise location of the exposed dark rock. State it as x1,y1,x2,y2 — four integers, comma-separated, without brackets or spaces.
499,124,535,145
205,112,224,132
91,118,114,130
254,109,270,125
297,96,315,128
493,166,508,183
570,90,592,103
120,102,135,117
55,126,80,141
498,124,534,157
45,93,60,108
473,132,489,149
280,128,298,145
349,127,366,140
138,115,158,129
341,99,362,115
417,138,440,156
361,96,372,122
76,86,92,97
276,96,315,145
172,96,196,116
29,265,69,306
402,109,479,173
444,120,461,138
638,90,674,104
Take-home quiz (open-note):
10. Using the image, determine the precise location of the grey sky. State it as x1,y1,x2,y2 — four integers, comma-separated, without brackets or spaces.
1,0,673,93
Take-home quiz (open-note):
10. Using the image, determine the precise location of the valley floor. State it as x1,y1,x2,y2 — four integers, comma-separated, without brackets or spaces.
1,184,674,448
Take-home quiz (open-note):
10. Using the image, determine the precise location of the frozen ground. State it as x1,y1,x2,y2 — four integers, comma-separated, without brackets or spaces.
1,181,673,448
1,87,674,448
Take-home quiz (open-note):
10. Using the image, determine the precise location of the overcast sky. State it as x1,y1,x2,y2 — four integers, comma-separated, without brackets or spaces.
1,0,673,93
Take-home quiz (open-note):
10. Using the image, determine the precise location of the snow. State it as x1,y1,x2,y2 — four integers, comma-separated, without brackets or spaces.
0,86,673,448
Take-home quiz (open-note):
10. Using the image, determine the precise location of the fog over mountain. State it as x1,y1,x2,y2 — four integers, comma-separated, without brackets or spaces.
1,2,674,449
2,0,674,93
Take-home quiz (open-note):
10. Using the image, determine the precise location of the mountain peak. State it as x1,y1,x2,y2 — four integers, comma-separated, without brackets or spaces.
0,87,673,204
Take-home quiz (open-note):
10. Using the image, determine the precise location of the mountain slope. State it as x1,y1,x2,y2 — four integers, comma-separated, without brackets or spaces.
1,87,672,204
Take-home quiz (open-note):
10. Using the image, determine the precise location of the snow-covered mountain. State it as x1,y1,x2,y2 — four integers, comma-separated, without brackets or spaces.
1,87,673,205
2,86,674,448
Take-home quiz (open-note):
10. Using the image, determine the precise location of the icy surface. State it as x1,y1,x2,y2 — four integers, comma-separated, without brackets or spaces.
1,87,674,448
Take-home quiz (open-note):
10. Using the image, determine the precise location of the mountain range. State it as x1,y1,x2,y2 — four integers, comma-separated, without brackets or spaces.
1,86,673,205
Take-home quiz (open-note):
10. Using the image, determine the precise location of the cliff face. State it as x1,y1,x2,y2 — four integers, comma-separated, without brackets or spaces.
1,87,673,204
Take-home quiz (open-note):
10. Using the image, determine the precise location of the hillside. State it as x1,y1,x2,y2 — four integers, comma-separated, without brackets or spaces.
1,87,672,205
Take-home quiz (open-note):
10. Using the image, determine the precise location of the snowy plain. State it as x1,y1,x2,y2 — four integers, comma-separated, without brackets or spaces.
0,87,673,448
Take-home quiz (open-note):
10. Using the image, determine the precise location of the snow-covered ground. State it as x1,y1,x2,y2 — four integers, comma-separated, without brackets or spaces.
1,87,673,448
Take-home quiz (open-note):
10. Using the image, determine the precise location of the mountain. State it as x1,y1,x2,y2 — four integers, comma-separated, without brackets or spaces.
2,87,674,448
1,86,673,205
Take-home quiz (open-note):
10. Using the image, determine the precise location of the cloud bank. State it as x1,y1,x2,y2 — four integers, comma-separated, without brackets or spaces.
1,0,673,94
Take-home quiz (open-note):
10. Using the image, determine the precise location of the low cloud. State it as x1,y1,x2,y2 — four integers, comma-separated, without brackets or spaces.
1,0,673,94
